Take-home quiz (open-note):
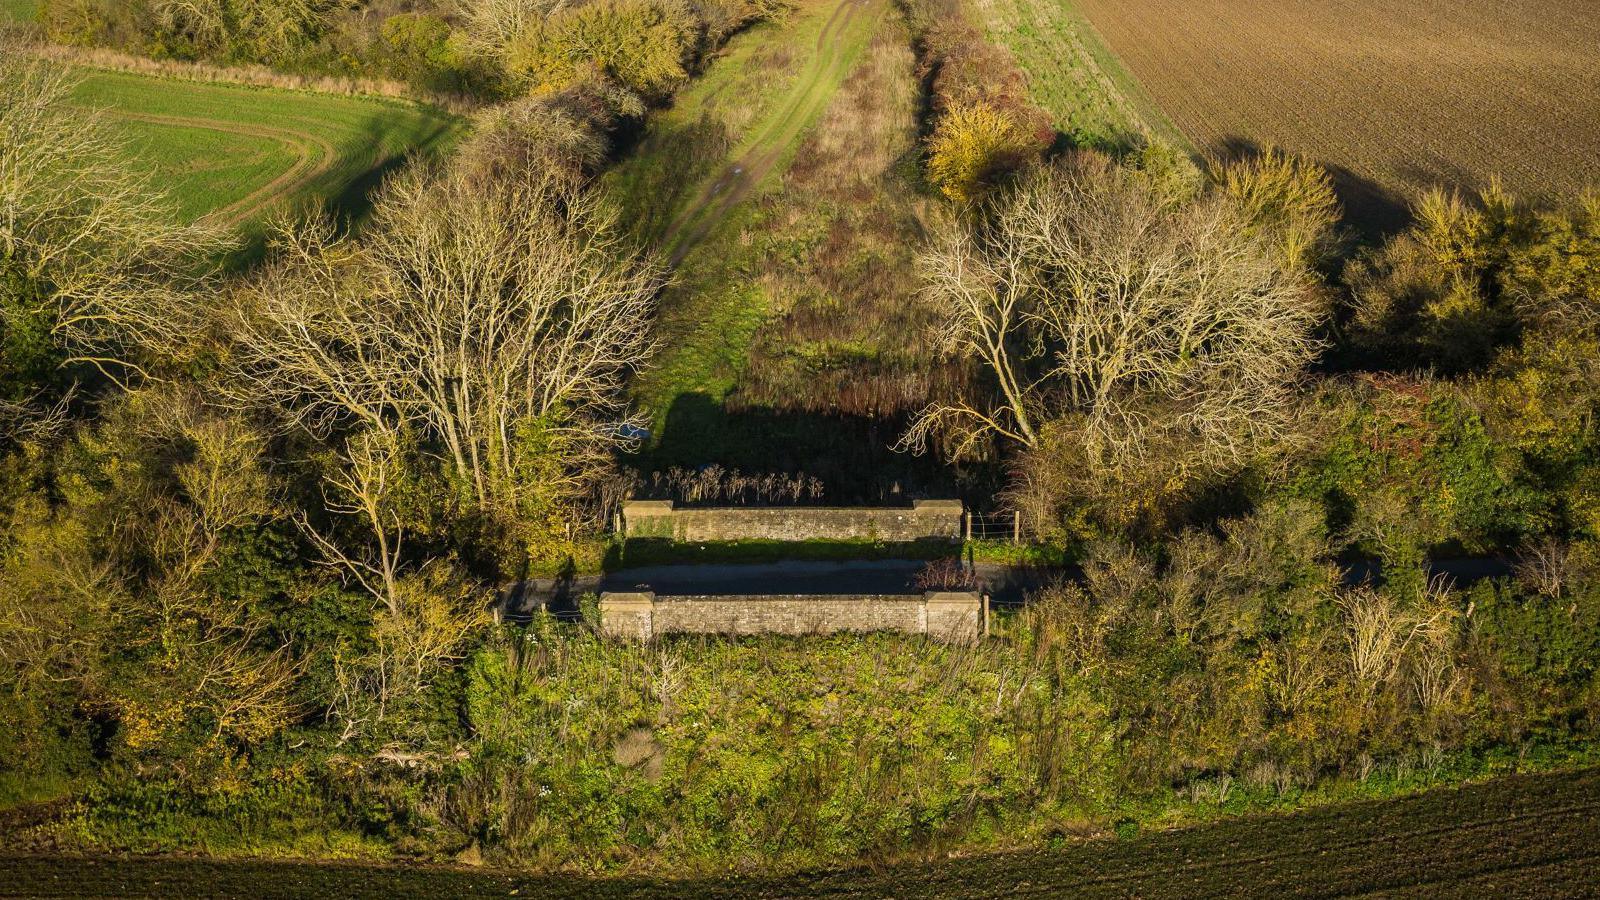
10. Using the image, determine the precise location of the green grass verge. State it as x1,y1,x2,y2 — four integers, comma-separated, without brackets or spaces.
965,539,1073,567
977,0,1186,151
67,70,465,232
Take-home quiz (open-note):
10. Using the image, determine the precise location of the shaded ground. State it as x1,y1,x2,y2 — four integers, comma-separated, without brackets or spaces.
508,554,1513,618
6,766,1598,897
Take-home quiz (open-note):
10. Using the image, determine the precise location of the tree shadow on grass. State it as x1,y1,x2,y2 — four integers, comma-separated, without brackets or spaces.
216,113,462,273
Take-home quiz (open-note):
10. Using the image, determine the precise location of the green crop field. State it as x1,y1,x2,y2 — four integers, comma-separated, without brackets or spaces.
66,71,464,228
4,767,1598,897
0,0,35,23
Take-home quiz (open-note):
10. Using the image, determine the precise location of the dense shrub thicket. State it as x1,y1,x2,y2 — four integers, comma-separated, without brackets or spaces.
2,1,1600,879
31,0,783,103
898,0,1052,203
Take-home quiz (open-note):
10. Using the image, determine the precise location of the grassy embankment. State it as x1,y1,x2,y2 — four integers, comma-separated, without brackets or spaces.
67,70,463,232
607,0,902,473
971,0,1184,151
5,738,1598,895
610,0,967,505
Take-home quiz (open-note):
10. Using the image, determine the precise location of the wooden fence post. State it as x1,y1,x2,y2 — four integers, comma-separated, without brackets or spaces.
1012,510,1020,543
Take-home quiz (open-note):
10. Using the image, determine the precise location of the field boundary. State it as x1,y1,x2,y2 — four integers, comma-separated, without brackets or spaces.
3,766,1598,896
31,43,472,115
1053,0,1188,149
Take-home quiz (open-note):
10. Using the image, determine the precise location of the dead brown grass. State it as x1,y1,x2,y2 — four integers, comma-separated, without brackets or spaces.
1070,0,1600,219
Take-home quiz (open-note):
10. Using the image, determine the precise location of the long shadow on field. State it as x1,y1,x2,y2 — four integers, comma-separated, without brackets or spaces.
640,392,967,504
1215,135,1411,243
325,117,462,227
216,116,461,273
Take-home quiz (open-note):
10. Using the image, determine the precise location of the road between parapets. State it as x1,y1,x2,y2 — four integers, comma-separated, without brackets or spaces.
511,555,1514,610
661,0,886,265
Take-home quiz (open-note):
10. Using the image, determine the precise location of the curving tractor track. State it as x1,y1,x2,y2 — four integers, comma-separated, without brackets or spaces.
104,110,339,228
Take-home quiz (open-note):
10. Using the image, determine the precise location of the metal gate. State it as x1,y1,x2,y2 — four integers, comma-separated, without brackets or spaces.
964,511,1021,542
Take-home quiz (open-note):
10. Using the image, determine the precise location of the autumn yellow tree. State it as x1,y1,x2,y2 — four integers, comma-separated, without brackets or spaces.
505,0,697,99
925,101,1041,204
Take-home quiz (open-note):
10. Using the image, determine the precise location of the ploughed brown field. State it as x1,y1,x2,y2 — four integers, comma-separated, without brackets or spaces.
1070,0,1600,226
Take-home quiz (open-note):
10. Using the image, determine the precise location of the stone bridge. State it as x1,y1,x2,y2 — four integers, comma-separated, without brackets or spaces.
599,590,985,644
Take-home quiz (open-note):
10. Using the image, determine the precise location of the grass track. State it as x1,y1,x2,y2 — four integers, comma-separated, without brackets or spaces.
624,0,888,434
971,0,1183,150
662,0,886,263
3,767,1598,896
67,70,464,230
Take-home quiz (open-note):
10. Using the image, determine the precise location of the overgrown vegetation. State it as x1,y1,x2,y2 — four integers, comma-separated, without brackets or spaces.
2,0,1599,886
33,0,784,104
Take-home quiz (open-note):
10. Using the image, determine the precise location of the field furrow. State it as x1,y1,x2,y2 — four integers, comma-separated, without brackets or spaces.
1052,0,1600,226
5,768,1598,897
100,111,340,227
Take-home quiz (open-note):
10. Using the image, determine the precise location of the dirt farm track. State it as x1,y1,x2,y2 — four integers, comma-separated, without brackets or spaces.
1071,0,1600,225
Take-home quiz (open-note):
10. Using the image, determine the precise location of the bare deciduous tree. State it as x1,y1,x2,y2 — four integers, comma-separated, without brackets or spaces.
1339,586,1409,689
150,0,329,57
1514,538,1571,599
1339,576,1456,705
226,163,662,519
1,42,224,375
452,0,560,58
299,429,408,616
292,428,492,743
902,153,1325,479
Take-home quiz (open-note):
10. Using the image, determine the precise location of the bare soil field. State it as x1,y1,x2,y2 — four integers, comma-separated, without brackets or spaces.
1068,0,1600,227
